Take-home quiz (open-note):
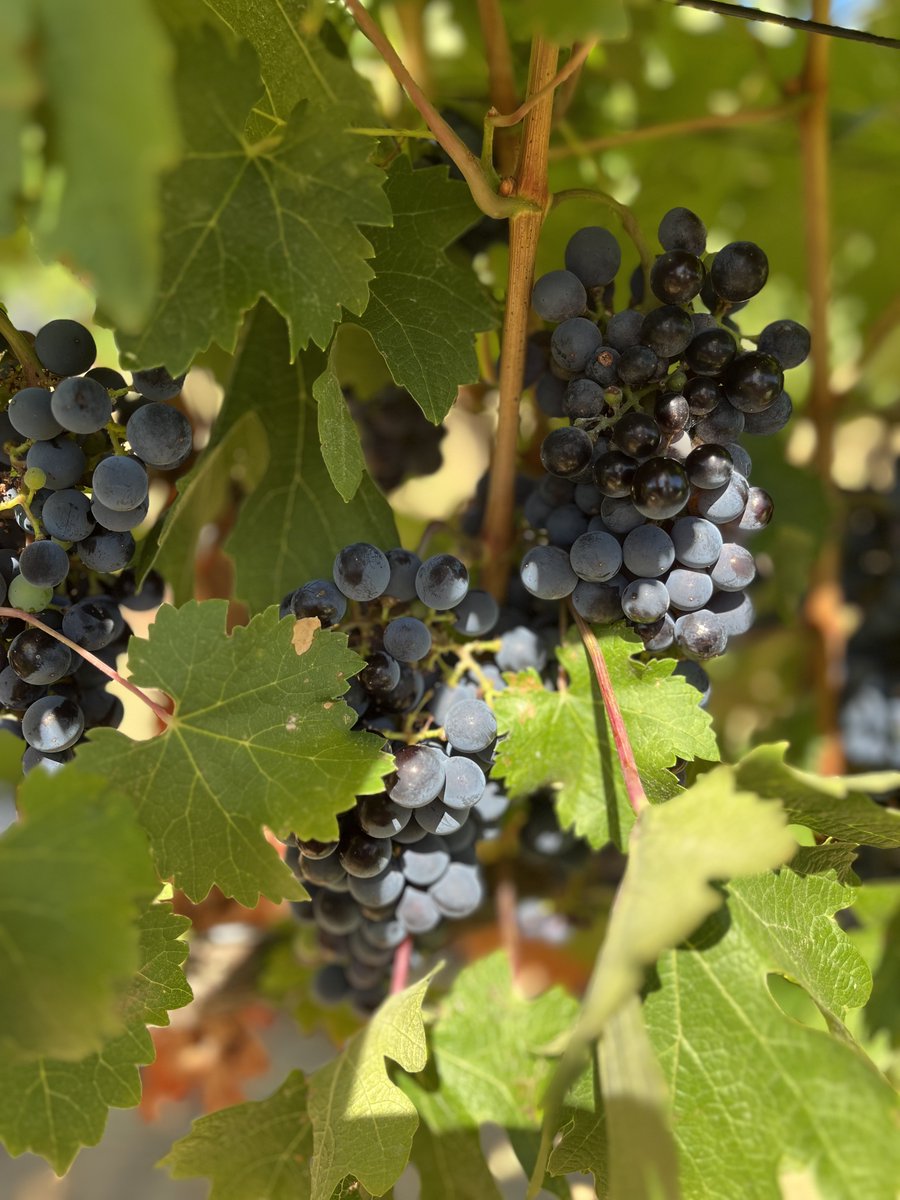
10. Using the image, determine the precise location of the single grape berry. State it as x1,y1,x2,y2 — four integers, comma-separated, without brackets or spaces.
21,694,85,753
605,309,644,351
125,402,192,467
91,454,149,511
520,545,577,600
444,699,496,753
531,269,587,322
50,376,112,434
383,548,421,601
415,553,469,609
17,540,69,588
640,305,693,357
359,651,401,696
613,412,661,459
650,250,705,305
584,346,620,386
617,345,659,387
743,391,792,436
550,317,603,373
674,610,728,660
34,319,96,376
631,457,691,520
383,617,432,662
658,207,707,255
7,388,63,440
333,542,390,601
540,426,593,478
709,241,769,302
569,530,624,582
290,579,347,626
654,392,690,433
684,327,737,376
131,366,186,401
563,378,605,419
758,319,810,369
685,444,734,490
723,352,784,413
565,226,622,288
684,377,722,417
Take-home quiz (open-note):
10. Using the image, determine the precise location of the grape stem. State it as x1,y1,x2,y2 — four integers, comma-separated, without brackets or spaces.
390,936,413,994
569,608,648,816
0,607,174,727
548,100,806,160
480,38,560,601
0,307,43,387
551,188,654,301
475,0,519,175
488,41,597,129
341,0,535,220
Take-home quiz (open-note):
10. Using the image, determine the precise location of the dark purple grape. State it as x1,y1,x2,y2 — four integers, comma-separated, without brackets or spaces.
584,346,620,386
592,451,637,498
631,458,690,520
650,250,705,304
658,207,706,255
640,305,693,356
563,378,605,419
684,327,737,376
550,317,602,373
612,412,661,459
654,393,690,433
685,444,734,490
710,241,769,302
617,345,659,387
758,319,810,368
723,352,784,413
540,426,593,478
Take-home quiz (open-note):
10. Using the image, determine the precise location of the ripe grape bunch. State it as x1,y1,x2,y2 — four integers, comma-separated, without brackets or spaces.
279,541,509,1011
522,208,810,662
0,315,188,770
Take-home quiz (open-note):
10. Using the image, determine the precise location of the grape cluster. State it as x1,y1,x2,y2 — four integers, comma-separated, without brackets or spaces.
0,315,186,769
279,542,518,1011
348,385,446,493
521,209,809,661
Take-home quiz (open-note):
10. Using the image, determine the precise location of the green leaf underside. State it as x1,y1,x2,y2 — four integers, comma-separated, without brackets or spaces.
581,766,797,1038
117,28,390,374
202,0,375,124
164,1070,312,1200
221,303,398,612
138,409,269,602
74,601,391,904
0,768,157,1061
32,0,179,330
308,974,433,1199
644,868,900,1199
313,347,365,502
735,742,900,847
352,160,498,424
492,629,719,849
0,903,190,1175
430,953,579,1130
166,976,433,1200
550,1000,681,1200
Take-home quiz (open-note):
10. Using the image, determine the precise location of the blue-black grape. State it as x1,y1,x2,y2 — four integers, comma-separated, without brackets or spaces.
26,438,86,490
21,695,84,752
532,269,587,321
444,698,496,753
565,226,622,288
396,886,441,934
90,495,149,532
671,516,723,569
650,250,705,305
414,798,469,836
415,554,468,609
674,610,728,659
520,545,577,600
91,454,149,511
621,578,670,622
572,579,623,623
131,366,186,401
710,543,756,591
7,388,63,440
291,579,347,626
62,597,123,651
41,489,94,541
50,376,111,434
453,589,499,637
17,541,69,588
550,317,602,373
428,860,483,918
540,426,593,479
709,241,769,302
622,525,675,578
34,319,96,376
8,629,73,685
664,568,714,612
569,529,623,582
339,832,393,879
758,319,810,368
383,616,432,662
685,444,734,490
384,548,421,601
76,530,135,573
658,207,706,255
358,794,411,838
125,402,192,467
390,744,447,808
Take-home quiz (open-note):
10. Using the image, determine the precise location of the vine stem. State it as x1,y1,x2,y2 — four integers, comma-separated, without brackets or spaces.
0,607,174,727
552,187,653,295
341,0,531,219
548,100,805,160
488,41,597,129
673,0,900,50
570,608,648,816
390,936,413,994
480,38,559,601
476,0,519,176
0,308,43,386
799,0,844,774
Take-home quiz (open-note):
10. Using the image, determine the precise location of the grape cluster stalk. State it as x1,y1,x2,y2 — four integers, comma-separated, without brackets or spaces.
519,207,810,666
278,541,573,1011
0,316,187,770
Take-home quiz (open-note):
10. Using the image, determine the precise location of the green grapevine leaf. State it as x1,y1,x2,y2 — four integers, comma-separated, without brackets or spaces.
430,953,579,1130
578,767,796,1038
734,742,900,847
308,973,434,1199
351,161,498,423
14,0,180,329
644,868,900,1199
0,767,157,1060
0,903,191,1174
0,0,35,233
202,0,375,123
400,1076,504,1200
502,0,630,42
492,629,719,849
75,601,391,904
164,1070,312,1200
143,303,396,607
223,304,398,612
118,28,390,374
313,346,366,502
550,1000,681,1200
850,882,900,1048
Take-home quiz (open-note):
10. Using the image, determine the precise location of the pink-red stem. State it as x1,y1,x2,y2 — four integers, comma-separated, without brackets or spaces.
0,607,173,727
570,608,648,816
390,936,414,994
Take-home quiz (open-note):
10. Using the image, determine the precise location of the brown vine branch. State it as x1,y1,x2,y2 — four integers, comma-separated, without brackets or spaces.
548,100,805,160
570,608,648,816
0,607,174,727
488,40,597,129
480,38,560,601
476,0,519,175
672,0,900,49
0,308,43,387
342,0,530,219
